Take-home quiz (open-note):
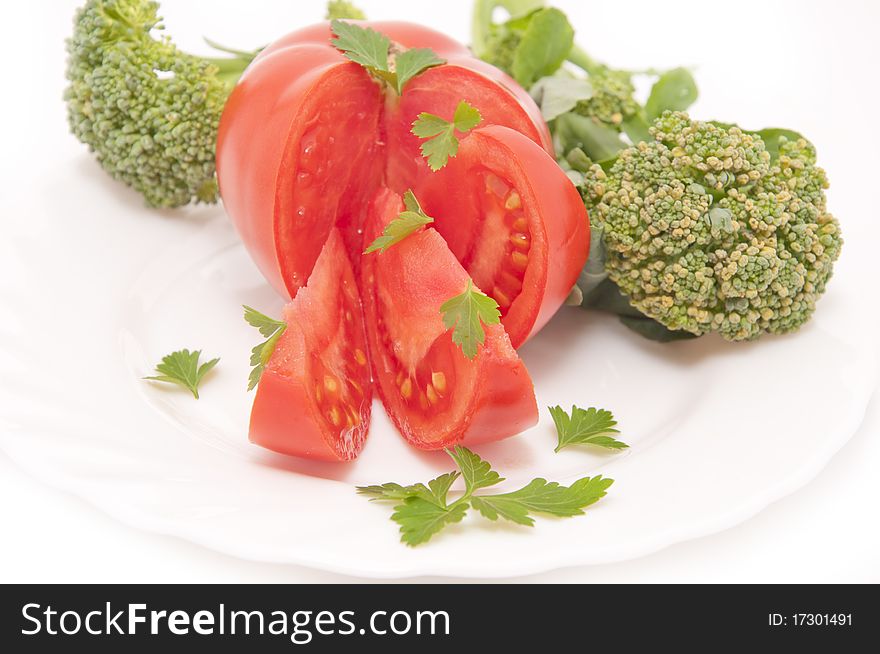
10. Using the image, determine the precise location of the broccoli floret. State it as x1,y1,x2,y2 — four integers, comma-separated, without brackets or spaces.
65,0,257,208
325,0,366,20
572,65,639,128
582,112,842,341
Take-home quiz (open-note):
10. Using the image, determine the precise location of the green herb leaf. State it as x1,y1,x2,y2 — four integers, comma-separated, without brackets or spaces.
644,67,698,121
360,446,614,546
549,405,627,452
392,498,469,546
144,349,219,399
510,8,575,88
440,279,501,359
330,20,444,94
530,75,594,121
473,476,614,524
330,19,394,84
364,189,434,254
412,100,483,171
447,445,503,493
394,48,446,94
243,305,287,391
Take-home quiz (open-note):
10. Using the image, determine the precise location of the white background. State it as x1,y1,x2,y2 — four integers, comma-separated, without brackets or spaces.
1,0,878,582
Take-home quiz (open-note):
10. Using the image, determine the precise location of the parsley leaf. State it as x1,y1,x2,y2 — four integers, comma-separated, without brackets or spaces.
394,48,445,94
440,279,501,359
359,446,614,546
549,405,628,452
144,349,219,399
392,498,468,546
243,305,287,391
411,100,482,171
330,19,392,81
472,476,613,526
447,445,503,493
364,190,434,254
330,20,445,94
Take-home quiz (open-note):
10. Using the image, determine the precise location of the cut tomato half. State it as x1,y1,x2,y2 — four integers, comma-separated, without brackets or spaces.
249,229,372,461
360,189,538,450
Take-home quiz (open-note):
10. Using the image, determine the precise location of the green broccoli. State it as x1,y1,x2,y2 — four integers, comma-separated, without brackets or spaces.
471,1,695,144
65,0,259,208
326,0,366,20
581,112,842,341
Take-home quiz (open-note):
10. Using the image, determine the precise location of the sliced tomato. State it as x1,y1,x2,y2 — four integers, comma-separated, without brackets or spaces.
360,189,538,450
217,22,552,301
413,125,589,348
249,229,372,461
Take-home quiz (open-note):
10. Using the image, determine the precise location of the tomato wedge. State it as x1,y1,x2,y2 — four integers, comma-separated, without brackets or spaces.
413,125,588,347
361,189,538,449
249,229,372,461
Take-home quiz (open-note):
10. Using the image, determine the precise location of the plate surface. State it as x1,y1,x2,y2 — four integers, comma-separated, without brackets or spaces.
0,150,876,578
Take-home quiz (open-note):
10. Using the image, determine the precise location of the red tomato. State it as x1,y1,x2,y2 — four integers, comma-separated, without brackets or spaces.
216,21,589,459
413,126,589,347
249,230,372,461
216,21,552,300
361,189,538,450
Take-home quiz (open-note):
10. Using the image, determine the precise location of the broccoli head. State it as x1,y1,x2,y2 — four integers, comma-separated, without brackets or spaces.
65,0,256,208
582,112,842,341
571,65,639,128
325,0,366,20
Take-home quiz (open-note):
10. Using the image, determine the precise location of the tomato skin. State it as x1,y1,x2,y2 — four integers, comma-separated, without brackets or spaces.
217,22,551,301
361,189,538,450
249,230,372,462
414,126,590,348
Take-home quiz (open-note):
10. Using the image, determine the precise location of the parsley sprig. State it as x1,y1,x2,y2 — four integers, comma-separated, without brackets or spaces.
364,190,434,254
330,20,445,94
549,406,628,452
144,349,219,399
440,280,501,359
359,446,613,546
243,306,287,391
411,100,482,170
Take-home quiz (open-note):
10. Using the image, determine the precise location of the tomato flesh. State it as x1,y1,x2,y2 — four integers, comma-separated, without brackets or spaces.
361,189,538,449
249,229,372,461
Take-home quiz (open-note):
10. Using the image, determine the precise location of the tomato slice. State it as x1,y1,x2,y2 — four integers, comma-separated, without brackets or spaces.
249,229,372,461
360,189,538,450
413,125,589,348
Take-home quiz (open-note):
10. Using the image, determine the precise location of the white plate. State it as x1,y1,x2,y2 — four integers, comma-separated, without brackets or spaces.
0,151,877,579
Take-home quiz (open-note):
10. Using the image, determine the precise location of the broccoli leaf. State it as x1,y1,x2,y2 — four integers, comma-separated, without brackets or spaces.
549,405,627,452
144,349,219,399
510,8,575,88
644,67,698,121
364,190,434,253
440,280,501,359
530,75,594,121
753,128,807,160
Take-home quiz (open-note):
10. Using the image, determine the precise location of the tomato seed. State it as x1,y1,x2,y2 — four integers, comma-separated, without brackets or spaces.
324,375,339,394
510,250,529,271
327,406,342,427
431,371,447,393
400,377,413,400
354,348,367,366
510,232,530,250
504,191,521,210
426,384,439,405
